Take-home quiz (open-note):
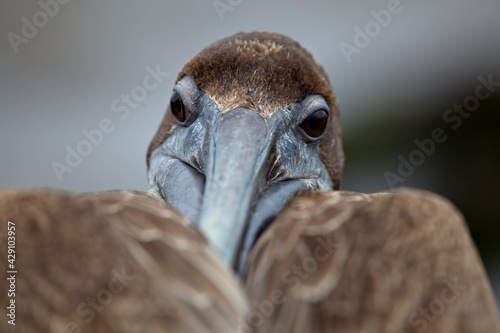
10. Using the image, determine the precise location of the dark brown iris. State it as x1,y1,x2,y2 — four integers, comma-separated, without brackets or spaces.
170,92,190,123
300,110,328,138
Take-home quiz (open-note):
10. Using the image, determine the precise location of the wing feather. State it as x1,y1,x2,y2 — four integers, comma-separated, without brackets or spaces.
245,188,500,333
0,189,248,333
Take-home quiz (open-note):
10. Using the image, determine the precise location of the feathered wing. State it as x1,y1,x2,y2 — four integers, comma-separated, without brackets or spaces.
0,189,248,333
245,188,500,333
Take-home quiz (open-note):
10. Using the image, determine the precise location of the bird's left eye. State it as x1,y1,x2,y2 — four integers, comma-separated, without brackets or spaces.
300,109,328,139
170,91,191,124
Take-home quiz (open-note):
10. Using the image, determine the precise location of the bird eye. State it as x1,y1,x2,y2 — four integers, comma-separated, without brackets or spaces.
299,109,328,139
170,91,191,124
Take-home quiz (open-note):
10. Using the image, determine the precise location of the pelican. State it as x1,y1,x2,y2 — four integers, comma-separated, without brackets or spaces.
1,31,499,333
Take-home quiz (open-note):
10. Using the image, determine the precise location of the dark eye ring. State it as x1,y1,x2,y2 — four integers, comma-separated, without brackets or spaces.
170,91,191,124
299,109,329,139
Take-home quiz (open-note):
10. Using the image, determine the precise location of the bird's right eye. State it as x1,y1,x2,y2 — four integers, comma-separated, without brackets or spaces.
170,91,191,124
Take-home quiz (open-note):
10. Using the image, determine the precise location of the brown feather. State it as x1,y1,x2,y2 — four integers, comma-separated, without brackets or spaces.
0,189,248,333
245,188,500,333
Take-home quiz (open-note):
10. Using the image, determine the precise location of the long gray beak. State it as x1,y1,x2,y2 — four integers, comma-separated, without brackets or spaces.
149,105,318,272
197,108,271,267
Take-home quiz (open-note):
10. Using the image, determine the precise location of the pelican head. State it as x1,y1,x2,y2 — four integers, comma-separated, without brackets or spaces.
147,32,344,274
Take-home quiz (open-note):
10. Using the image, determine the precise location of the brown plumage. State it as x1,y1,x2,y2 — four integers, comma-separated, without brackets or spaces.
245,188,500,332
0,189,248,333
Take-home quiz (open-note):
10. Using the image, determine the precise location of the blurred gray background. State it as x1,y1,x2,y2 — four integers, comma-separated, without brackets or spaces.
1,1,499,304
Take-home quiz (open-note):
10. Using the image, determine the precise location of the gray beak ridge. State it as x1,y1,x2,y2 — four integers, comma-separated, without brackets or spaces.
197,108,271,266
